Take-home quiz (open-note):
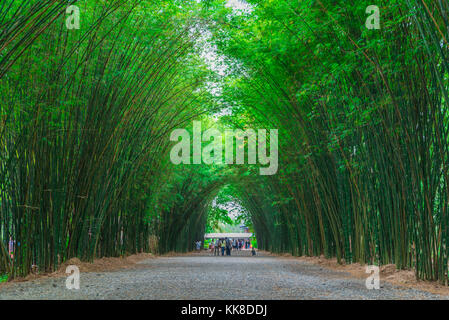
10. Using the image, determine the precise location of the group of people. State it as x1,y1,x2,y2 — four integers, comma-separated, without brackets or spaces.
209,238,256,256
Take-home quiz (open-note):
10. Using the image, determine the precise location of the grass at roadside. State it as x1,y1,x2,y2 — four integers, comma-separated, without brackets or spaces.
0,274,8,283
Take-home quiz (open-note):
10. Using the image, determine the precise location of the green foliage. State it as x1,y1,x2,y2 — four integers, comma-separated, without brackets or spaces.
0,274,7,283
205,0,449,282
1,0,449,285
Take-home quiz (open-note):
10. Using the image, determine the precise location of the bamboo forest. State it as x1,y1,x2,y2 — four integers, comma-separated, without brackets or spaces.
1,0,449,291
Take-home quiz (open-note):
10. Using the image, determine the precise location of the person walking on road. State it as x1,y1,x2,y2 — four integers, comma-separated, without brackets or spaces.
221,239,226,256
214,239,220,256
226,238,231,256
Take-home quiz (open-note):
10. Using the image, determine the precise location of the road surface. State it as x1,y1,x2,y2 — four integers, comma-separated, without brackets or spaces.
0,252,446,299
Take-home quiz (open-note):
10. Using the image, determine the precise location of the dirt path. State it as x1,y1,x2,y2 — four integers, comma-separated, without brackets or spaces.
0,252,447,300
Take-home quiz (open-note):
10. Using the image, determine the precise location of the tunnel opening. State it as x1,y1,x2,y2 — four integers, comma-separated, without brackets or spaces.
202,185,257,252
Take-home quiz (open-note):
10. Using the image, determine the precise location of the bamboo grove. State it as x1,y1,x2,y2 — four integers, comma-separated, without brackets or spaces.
0,0,223,277
1,0,449,284
211,0,449,283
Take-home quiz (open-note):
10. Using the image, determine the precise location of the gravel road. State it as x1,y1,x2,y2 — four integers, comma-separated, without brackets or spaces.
0,252,446,300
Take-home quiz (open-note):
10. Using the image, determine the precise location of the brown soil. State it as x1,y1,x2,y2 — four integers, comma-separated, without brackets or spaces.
55,253,156,274
160,250,202,257
263,251,449,296
0,252,156,288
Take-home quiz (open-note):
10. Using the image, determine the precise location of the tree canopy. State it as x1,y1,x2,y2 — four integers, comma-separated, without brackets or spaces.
1,0,449,284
